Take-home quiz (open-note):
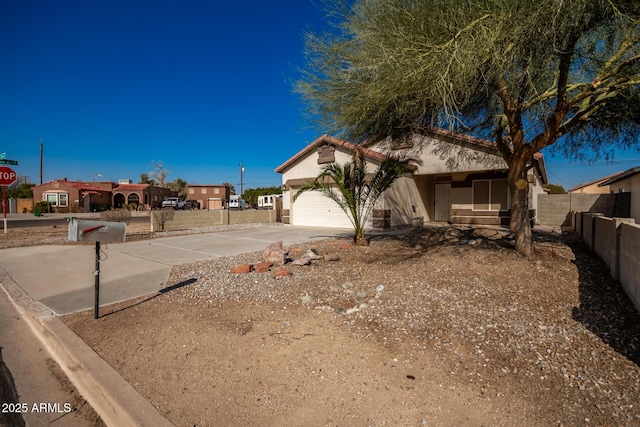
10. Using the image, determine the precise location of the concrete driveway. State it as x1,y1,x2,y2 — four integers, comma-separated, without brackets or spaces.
0,225,353,315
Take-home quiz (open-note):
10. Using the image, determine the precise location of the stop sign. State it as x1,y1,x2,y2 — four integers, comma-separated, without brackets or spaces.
0,166,17,186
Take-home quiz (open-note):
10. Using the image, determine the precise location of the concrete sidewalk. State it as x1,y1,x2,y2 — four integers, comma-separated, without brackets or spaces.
0,268,173,427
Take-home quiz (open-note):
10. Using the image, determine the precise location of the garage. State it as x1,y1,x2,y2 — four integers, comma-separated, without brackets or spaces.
291,190,372,229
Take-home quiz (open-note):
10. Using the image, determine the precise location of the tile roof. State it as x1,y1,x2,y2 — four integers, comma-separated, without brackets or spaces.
113,184,150,191
598,166,640,187
55,180,107,192
569,171,623,192
274,135,389,173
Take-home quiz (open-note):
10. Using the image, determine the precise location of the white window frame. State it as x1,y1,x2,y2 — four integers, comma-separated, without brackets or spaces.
472,179,509,211
43,192,69,207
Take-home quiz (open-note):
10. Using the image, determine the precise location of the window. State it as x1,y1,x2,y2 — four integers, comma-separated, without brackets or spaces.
214,188,219,194
201,188,207,194
189,188,195,194
43,192,68,207
473,180,508,211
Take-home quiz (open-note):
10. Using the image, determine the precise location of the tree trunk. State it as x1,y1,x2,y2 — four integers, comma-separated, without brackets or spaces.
354,227,368,246
508,161,534,257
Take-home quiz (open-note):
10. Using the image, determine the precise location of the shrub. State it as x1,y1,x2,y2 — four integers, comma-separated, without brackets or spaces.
100,208,132,223
153,208,175,231
34,201,49,216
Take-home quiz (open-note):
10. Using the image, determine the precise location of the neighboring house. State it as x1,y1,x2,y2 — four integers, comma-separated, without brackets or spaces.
185,184,231,210
32,179,113,212
599,166,640,223
275,129,548,229
568,171,623,194
112,182,175,210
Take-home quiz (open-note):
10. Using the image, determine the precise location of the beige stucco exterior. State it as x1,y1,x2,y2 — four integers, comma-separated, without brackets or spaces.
607,171,640,223
276,132,548,228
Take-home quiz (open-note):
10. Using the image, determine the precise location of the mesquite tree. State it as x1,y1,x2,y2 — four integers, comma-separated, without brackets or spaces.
297,0,640,255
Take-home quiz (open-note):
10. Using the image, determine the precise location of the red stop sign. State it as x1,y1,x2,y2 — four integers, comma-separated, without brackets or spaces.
0,166,17,186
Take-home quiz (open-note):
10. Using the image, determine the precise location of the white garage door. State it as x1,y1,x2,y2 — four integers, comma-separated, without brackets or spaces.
291,190,372,229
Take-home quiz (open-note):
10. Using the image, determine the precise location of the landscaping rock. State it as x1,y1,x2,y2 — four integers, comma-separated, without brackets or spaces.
324,253,340,261
473,228,509,240
263,240,288,265
304,249,324,260
254,262,272,273
230,264,252,274
291,257,311,266
273,268,292,278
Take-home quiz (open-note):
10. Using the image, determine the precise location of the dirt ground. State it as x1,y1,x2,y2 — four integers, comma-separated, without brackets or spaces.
4,223,640,426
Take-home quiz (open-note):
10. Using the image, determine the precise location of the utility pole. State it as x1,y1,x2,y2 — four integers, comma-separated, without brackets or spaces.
239,163,245,197
39,139,43,185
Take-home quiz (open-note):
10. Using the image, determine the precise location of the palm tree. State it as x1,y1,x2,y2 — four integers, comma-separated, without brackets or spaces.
294,147,412,245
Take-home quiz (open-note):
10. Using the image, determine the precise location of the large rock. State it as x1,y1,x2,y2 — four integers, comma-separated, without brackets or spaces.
262,241,288,265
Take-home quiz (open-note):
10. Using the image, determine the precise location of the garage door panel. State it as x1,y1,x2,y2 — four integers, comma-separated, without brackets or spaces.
292,191,372,229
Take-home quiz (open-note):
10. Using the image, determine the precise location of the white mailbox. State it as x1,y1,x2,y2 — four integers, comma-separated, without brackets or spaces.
68,218,127,243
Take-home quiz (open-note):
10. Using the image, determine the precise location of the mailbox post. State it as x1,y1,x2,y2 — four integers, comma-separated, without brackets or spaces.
68,218,127,319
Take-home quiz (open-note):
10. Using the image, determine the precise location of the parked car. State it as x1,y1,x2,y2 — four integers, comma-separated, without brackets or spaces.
183,200,201,210
162,197,184,209
228,195,247,210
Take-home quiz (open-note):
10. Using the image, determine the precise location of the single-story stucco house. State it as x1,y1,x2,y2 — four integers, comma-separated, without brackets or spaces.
275,127,548,229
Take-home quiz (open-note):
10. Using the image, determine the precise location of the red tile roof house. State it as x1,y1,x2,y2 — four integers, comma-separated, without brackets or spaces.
275,129,548,229
32,179,114,213
111,183,175,210
32,179,177,212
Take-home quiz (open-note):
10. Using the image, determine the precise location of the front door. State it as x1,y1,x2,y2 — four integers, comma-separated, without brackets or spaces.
434,183,451,222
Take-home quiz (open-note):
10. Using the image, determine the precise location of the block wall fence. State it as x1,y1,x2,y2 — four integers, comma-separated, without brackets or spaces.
150,209,278,232
570,212,640,314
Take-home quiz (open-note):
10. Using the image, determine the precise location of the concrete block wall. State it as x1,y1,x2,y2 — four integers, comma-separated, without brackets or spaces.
619,224,640,312
582,214,596,250
574,212,639,314
594,216,616,272
537,193,621,226
151,209,276,231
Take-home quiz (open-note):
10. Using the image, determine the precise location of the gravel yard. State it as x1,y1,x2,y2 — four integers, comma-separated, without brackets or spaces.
61,225,640,426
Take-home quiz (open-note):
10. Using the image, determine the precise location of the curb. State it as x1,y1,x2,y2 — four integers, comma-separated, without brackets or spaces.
0,269,173,427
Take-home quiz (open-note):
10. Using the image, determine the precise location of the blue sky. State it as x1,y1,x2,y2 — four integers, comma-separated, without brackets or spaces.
1,1,638,192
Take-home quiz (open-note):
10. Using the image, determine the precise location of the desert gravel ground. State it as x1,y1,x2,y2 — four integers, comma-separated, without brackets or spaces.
59,224,640,427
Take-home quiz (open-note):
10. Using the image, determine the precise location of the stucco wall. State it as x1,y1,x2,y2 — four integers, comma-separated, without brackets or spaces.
370,134,506,175
383,175,428,226
610,174,640,223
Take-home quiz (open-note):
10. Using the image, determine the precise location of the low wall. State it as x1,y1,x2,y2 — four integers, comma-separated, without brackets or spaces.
537,193,629,227
619,225,640,312
151,209,278,232
571,212,639,313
